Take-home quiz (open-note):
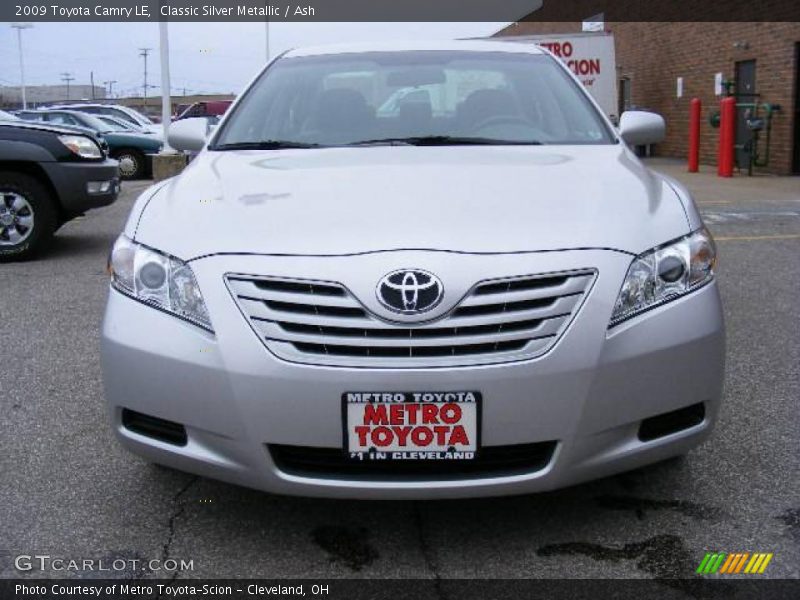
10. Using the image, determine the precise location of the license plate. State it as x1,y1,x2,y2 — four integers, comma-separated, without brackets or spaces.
343,392,480,461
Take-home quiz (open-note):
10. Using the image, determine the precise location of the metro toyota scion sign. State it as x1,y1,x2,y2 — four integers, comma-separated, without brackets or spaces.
506,33,618,120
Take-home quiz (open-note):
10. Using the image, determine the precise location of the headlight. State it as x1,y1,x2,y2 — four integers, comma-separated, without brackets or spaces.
610,228,716,326
57,134,103,159
108,235,213,332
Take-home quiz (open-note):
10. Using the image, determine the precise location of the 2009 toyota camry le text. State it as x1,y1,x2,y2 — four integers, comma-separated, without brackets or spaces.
100,40,725,499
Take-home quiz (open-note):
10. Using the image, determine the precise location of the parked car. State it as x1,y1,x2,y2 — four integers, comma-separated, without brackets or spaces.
96,114,149,134
0,109,20,121
18,109,162,179
0,119,119,260
102,41,723,499
45,103,162,136
175,100,232,120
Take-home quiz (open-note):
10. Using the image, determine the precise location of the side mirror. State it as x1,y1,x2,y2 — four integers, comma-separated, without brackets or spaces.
619,111,665,146
168,117,210,152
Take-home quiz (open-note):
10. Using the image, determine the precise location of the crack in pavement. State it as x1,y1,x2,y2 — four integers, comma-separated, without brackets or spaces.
413,504,447,600
155,475,199,591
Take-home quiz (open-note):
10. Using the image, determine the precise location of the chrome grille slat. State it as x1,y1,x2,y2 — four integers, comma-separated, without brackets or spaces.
254,316,565,348
238,298,371,325
447,295,581,324
226,271,595,368
263,336,555,367
459,274,592,306
228,280,356,307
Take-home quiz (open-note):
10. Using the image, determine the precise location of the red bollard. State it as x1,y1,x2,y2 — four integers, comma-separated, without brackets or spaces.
717,97,736,177
688,98,701,172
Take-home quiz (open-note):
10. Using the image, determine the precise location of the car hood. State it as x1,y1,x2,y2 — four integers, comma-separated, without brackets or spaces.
105,131,162,150
0,120,96,137
134,145,690,259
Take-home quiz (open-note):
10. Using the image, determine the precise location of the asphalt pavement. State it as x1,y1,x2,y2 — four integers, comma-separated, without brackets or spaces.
1,160,798,588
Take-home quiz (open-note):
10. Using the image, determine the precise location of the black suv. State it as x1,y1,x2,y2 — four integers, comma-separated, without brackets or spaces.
0,119,119,260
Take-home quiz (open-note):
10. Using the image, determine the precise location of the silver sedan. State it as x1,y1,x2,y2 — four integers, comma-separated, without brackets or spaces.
101,41,724,499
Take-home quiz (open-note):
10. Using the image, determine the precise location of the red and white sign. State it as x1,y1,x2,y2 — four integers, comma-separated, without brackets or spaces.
505,33,618,120
345,392,479,460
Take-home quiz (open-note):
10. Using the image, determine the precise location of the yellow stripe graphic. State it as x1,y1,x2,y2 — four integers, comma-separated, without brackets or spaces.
758,553,773,573
744,554,762,574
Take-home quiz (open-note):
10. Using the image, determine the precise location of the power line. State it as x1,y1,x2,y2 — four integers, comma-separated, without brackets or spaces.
139,47,151,105
60,72,74,100
103,80,117,98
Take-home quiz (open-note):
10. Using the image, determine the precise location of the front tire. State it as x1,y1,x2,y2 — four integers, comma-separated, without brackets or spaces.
0,172,57,262
114,148,145,180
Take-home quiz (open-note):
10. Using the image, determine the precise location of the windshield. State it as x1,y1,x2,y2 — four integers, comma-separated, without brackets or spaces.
123,107,154,126
52,112,112,133
99,116,136,131
212,50,614,149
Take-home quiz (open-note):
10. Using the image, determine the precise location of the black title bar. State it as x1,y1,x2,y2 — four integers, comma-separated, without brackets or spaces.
3,0,800,22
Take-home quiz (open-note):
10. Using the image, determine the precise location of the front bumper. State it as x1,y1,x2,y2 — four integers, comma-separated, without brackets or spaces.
100,249,725,499
41,158,120,213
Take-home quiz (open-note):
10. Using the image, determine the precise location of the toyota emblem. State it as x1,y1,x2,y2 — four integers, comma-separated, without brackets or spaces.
376,269,444,315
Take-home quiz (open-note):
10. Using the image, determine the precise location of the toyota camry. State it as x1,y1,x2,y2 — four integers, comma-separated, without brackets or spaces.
101,41,724,498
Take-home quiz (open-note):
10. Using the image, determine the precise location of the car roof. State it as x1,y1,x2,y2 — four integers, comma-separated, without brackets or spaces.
38,109,89,117
283,39,546,58
48,103,131,110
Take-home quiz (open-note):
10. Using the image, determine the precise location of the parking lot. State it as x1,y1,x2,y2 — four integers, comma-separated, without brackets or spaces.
1,158,798,586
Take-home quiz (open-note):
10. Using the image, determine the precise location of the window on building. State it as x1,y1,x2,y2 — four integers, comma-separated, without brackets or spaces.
618,77,632,115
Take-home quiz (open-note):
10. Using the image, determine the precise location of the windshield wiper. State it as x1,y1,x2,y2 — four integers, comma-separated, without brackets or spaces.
212,140,323,151
346,135,542,147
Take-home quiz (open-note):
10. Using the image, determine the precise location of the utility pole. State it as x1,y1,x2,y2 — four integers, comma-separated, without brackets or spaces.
139,47,151,106
90,71,95,100
104,80,117,99
60,72,74,101
158,21,175,153
11,23,33,109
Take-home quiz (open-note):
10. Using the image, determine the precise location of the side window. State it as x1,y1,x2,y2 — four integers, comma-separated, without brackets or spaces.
47,113,77,126
106,109,137,125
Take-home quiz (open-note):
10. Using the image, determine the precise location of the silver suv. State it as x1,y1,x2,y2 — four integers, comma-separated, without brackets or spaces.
101,41,724,499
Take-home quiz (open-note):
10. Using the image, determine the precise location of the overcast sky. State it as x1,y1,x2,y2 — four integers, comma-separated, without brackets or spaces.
0,22,508,97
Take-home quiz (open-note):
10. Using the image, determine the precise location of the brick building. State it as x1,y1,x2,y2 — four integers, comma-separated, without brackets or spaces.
495,20,800,174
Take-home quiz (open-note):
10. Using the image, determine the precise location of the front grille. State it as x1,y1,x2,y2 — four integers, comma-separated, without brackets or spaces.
268,442,557,481
227,270,594,367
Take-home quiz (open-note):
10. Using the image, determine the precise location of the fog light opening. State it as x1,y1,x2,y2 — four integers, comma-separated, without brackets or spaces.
122,408,188,446
638,403,705,442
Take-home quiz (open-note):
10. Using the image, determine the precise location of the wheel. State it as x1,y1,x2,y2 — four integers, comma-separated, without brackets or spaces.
115,148,145,180
0,172,58,262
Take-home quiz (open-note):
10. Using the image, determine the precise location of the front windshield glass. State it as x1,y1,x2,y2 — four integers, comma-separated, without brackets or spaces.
70,112,114,133
99,116,135,131
212,50,614,148
124,108,153,125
